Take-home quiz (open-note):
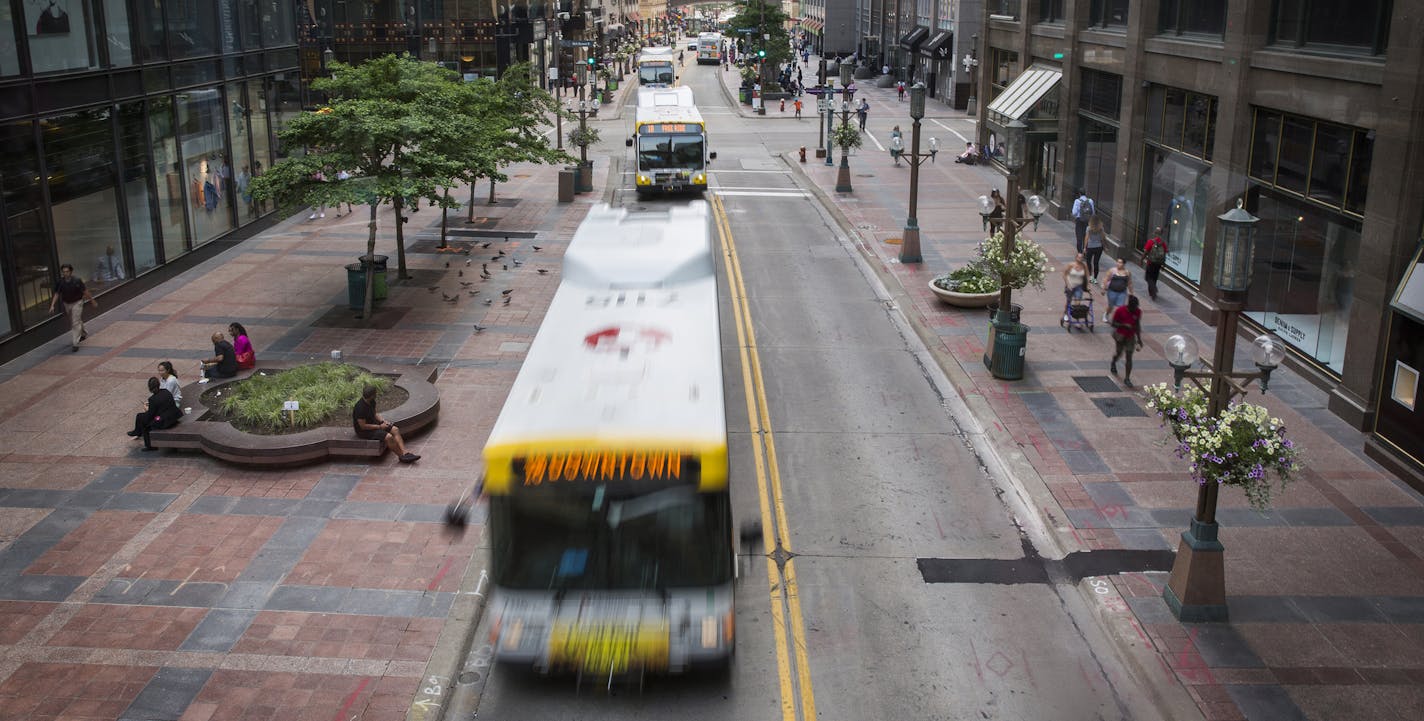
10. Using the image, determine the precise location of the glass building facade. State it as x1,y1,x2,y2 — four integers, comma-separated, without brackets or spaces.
0,0,301,345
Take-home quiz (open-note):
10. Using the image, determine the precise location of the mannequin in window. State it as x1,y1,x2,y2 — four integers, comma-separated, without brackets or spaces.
36,1,71,35
93,245,126,284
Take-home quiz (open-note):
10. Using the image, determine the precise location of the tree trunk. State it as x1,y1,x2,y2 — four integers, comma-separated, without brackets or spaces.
362,203,378,321
439,189,449,249
467,182,476,222
394,196,409,280
488,178,497,205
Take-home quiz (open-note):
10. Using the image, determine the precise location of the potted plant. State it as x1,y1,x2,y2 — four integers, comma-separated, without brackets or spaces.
568,126,600,192
929,265,999,307
831,120,862,192
1143,384,1301,511
973,229,1052,296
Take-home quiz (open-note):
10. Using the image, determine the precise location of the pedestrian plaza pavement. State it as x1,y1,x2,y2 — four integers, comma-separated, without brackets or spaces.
0,62,1419,721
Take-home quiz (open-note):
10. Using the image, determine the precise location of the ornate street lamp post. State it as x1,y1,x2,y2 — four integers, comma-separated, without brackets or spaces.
835,62,856,193
1162,200,1285,622
962,33,979,115
900,82,927,263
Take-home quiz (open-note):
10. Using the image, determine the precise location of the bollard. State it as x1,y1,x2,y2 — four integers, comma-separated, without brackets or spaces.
780,98,785,112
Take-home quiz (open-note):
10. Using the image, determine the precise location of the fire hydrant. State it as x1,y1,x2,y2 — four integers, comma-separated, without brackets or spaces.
799,146,806,163
780,98,786,112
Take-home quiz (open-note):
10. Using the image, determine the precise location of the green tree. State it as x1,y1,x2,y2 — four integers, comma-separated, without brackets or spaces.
249,54,456,321
726,0,791,87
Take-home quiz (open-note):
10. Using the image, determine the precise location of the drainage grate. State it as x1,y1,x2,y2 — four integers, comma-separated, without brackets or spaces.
1093,396,1147,418
1074,375,1121,393
918,549,1175,585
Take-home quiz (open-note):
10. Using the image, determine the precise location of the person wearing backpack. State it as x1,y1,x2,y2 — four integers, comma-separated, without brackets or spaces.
1071,190,1095,253
1140,227,1167,300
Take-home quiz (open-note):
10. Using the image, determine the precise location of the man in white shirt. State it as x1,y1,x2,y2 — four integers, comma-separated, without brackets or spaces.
93,245,126,284
1071,190,1095,253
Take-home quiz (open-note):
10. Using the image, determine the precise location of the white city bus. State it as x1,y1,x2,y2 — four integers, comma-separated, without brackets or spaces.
696,33,723,65
629,104,713,194
483,202,735,677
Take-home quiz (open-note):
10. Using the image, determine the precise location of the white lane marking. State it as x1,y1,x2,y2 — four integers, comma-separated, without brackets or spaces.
709,169,793,173
866,132,885,152
930,118,970,144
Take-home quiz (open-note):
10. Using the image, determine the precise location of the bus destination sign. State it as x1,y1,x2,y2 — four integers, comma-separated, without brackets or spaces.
644,124,690,133
515,451,696,486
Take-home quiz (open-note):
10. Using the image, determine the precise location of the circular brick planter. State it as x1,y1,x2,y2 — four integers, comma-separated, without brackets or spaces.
148,361,441,467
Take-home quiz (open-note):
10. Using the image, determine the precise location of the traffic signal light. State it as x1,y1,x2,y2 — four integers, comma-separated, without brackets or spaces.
757,49,766,59
586,57,597,67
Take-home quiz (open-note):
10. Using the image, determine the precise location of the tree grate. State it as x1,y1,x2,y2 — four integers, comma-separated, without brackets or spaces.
1093,396,1147,418
1074,375,1121,393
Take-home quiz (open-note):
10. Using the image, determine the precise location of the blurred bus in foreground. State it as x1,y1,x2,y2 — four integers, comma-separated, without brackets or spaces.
483,203,736,679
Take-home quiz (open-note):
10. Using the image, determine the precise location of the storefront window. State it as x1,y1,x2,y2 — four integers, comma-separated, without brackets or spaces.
1244,190,1360,374
0,121,46,331
1248,108,1373,217
264,0,297,47
166,1,219,58
1159,0,1226,37
1271,0,1390,54
247,79,273,168
218,0,239,53
175,88,234,244
1088,0,1128,28
225,82,254,222
117,100,159,274
1143,148,1210,283
1077,116,1118,225
26,0,100,73
271,75,303,158
241,0,262,48
42,108,128,295
102,0,134,66
1,3,22,75
149,96,187,262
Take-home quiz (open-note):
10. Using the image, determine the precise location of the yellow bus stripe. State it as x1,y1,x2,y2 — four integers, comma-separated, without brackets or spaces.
714,195,816,721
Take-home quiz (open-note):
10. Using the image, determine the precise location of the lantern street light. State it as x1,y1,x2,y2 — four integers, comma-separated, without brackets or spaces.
835,61,856,193
962,33,979,115
1162,199,1284,622
899,82,928,263
980,118,1042,380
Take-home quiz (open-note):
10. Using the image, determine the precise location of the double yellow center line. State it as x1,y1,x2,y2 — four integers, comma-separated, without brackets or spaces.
711,195,816,721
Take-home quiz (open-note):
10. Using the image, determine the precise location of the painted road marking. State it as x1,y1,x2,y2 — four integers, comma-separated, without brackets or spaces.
929,118,970,144
715,190,808,198
713,194,817,721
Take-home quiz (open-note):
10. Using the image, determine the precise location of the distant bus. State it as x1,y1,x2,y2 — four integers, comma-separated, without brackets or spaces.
630,105,713,194
637,47,676,86
696,33,723,65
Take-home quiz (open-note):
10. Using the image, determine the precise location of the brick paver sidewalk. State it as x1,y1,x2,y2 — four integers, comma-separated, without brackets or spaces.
0,160,612,720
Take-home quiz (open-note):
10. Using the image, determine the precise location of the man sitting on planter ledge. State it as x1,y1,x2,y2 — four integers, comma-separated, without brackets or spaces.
352,384,420,463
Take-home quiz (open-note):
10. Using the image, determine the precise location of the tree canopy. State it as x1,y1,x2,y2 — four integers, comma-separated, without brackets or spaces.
247,55,569,321
726,0,793,76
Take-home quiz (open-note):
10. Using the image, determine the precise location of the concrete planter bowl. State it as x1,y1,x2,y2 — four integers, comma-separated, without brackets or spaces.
148,361,440,467
928,279,999,307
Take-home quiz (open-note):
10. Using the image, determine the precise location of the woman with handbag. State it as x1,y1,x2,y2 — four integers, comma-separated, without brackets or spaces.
128,377,182,451
229,323,256,370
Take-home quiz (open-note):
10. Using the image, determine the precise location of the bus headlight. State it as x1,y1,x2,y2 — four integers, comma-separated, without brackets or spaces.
637,174,650,185
693,173,706,185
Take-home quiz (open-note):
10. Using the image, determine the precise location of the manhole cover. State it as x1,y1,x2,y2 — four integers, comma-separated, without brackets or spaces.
1074,376,1120,393
1093,396,1147,418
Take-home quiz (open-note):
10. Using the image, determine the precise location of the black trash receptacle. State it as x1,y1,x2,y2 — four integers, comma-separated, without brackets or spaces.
987,302,1023,324
988,323,1030,380
558,169,576,202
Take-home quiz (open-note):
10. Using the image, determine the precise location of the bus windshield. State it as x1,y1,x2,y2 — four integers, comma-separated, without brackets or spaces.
490,491,732,591
637,133,705,170
639,63,675,85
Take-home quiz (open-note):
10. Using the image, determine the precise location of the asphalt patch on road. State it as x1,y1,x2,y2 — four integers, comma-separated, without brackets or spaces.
918,549,1175,585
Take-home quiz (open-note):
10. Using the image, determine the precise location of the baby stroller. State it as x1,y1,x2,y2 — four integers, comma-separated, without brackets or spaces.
1061,291,1094,332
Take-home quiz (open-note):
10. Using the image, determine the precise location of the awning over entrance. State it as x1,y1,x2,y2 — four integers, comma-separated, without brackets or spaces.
920,31,952,60
899,27,929,51
1391,245,1424,324
985,64,1061,125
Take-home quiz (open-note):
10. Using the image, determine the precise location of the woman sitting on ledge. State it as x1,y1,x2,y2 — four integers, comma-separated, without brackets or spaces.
229,322,256,370
128,377,182,451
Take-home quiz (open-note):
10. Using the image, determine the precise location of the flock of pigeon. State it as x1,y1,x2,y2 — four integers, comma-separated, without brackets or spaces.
426,237,550,334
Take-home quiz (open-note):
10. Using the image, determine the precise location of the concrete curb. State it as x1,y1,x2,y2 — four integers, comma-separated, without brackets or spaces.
409,523,490,721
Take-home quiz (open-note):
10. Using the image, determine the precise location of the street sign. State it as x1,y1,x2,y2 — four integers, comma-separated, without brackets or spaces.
736,27,756,34
561,39,593,47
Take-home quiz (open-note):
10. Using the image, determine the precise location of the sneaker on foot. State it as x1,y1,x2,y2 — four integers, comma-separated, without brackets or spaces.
71,345,79,353
319,212,325,218
308,213,317,220
141,446,159,452
398,453,421,463
80,331,87,341
126,430,141,438
1123,378,1134,388
1110,360,1118,376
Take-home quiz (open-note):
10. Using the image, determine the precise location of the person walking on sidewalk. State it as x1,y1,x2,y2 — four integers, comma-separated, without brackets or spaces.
1101,257,1134,322
1071,189,1095,253
49,264,96,353
1140,227,1168,300
1084,215,1107,282
793,97,802,118
856,99,869,130
896,80,906,101
1110,295,1144,388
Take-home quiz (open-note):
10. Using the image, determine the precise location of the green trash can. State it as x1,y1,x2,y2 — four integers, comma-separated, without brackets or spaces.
988,322,1030,380
346,255,389,310
739,87,750,104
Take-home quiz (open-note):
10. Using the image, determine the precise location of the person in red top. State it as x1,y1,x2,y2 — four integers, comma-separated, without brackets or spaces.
1140,227,1168,300
1110,294,1144,388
